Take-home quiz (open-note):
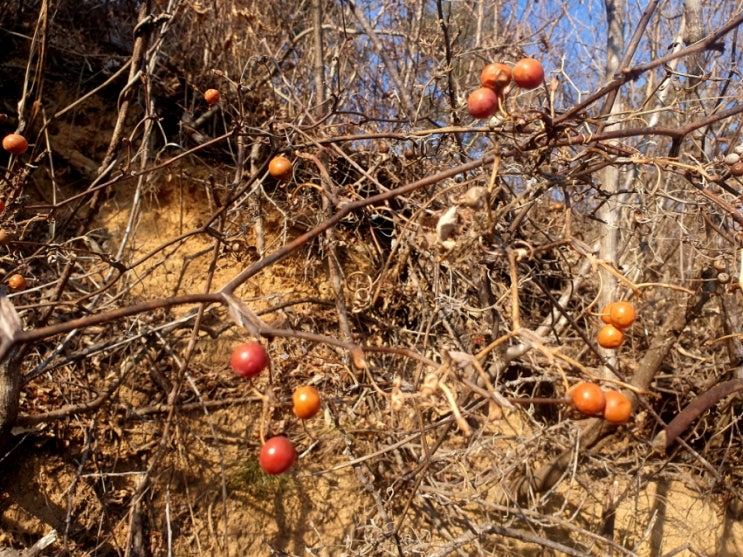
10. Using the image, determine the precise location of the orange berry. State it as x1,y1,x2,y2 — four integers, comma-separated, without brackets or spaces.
600,302,617,324
597,324,624,349
609,301,636,329
268,155,293,181
602,390,632,424
570,382,606,416
2,133,28,155
7,274,26,290
204,88,220,105
292,385,321,419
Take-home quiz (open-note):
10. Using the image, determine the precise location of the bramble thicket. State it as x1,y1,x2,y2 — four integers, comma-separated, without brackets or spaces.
1,1,743,555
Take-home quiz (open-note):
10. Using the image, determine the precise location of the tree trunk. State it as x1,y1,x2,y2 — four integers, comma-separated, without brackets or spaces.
598,0,626,378
0,295,23,449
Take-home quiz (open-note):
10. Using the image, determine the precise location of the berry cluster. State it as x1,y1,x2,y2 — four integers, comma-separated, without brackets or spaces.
467,58,545,120
597,301,636,349
570,381,632,424
230,341,321,475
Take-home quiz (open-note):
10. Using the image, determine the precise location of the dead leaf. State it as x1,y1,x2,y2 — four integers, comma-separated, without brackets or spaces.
436,206,459,245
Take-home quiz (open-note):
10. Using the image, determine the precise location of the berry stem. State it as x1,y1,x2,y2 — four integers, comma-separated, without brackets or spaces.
507,397,570,406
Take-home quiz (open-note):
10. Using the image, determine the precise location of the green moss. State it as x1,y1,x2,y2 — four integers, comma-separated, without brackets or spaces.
230,458,290,498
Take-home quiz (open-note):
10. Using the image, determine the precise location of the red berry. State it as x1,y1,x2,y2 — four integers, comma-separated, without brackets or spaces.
259,436,297,475
467,87,500,119
229,341,268,378
512,58,544,90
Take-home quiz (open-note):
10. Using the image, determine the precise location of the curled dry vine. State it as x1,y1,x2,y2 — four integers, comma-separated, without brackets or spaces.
2,1,743,555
